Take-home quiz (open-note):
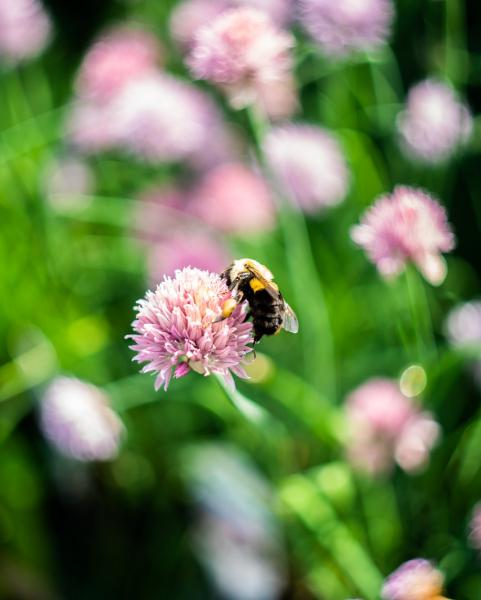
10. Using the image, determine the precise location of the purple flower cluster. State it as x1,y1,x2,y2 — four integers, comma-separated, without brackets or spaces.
299,0,394,57
129,267,254,390
65,25,234,168
0,0,51,63
264,124,349,213
345,378,440,475
351,186,455,285
398,79,472,164
188,7,296,116
382,559,445,600
39,377,124,461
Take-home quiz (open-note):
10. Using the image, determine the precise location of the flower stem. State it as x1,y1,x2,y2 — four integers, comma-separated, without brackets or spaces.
404,265,437,363
214,373,268,424
245,105,337,402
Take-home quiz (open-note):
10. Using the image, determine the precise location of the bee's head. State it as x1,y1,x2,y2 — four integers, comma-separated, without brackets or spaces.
232,258,274,281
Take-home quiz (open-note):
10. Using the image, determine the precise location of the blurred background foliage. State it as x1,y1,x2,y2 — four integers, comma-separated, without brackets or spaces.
2,0,481,599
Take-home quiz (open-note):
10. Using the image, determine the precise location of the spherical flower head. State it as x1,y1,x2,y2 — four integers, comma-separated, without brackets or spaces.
394,412,440,472
398,79,472,164
445,301,481,388
190,163,275,235
171,0,292,52
382,559,445,600
345,378,440,475
186,444,286,600
170,0,226,50
351,186,455,285
445,301,481,348
148,230,229,283
188,7,295,111
299,0,394,57
43,156,94,212
75,25,161,103
0,0,51,63
110,73,229,165
129,267,254,390
64,100,120,154
264,124,349,213
39,377,124,461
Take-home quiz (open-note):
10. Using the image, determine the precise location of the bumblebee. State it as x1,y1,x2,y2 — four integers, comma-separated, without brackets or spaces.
220,258,299,343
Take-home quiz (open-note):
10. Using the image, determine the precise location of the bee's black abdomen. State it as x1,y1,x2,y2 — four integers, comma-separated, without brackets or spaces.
249,289,285,342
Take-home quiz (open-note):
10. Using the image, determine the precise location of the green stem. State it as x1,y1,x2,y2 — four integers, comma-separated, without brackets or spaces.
404,266,437,363
214,374,269,424
245,105,337,402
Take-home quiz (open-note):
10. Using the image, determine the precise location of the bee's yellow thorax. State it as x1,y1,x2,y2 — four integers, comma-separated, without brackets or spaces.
249,278,265,293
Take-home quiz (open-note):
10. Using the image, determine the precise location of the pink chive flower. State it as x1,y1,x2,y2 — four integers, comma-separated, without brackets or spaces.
64,100,120,154
351,186,455,285
299,0,394,57
468,503,481,554
170,0,226,51
148,230,230,284
188,445,286,600
382,559,445,600
43,156,95,212
190,163,275,235
39,377,124,462
188,7,295,113
398,79,472,164
264,124,349,213
110,73,230,165
445,301,481,349
345,378,440,475
129,267,254,390
75,25,162,103
171,0,292,51
0,0,51,63
445,301,481,387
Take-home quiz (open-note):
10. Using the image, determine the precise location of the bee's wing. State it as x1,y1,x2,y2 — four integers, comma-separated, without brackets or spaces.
245,264,279,300
282,303,299,334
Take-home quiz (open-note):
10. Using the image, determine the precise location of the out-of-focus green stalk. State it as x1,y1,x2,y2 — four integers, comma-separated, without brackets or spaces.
279,473,384,600
444,0,468,85
246,105,337,402
214,373,270,424
404,266,437,364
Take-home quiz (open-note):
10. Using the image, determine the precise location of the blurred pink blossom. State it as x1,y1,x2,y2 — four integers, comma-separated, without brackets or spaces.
187,444,286,600
264,124,349,213
171,0,226,50
129,267,254,390
190,163,276,235
398,79,472,164
40,377,124,462
75,25,162,103
148,230,229,283
345,378,440,475
299,0,394,57
111,73,233,166
0,0,51,62
445,301,481,387
188,7,295,114
64,100,120,154
445,301,481,348
43,156,95,211
382,559,445,600
351,186,455,285
171,0,292,51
